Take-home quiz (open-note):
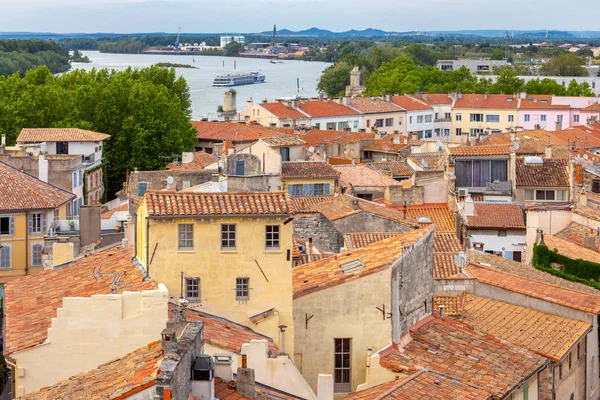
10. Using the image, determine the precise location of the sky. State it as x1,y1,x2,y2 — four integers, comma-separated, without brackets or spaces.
0,0,598,33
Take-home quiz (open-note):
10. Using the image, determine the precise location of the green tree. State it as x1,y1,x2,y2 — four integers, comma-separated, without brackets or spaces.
223,41,244,57
490,48,506,60
364,56,421,95
540,54,589,77
0,65,196,198
523,78,566,95
492,70,524,94
565,79,595,96
317,60,354,97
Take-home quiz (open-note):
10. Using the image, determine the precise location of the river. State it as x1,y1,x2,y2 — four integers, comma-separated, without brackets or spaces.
73,51,331,119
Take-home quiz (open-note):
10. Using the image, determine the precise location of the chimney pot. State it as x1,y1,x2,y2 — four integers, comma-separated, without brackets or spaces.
236,368,256,398
241,354,247,369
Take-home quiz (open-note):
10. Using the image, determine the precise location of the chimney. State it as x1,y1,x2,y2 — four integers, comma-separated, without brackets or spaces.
182,152,194,164
317,374,334,400
510,131,517,142
584,235,597,251
121,238,128,248
385,94,392,102
464,195,475,216
545,144,552,159
470,137,477,146
214,354,233,382
160,323,177,353
38,154,49,183
191,355,216,400
555,121,562,131
411,133,419,143
236,367,256,398
307,238,313,262
278,325,288,355
509,149,517,184
351,198,360,210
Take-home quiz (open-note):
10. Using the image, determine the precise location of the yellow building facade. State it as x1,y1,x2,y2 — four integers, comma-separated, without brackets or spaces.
135,191,296,354
451,94,518,140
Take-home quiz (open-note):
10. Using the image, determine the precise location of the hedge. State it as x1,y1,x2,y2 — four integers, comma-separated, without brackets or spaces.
532,244,600,291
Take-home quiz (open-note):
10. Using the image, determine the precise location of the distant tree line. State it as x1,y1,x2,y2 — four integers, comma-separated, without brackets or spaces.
0,39,70,77
0,66,197,199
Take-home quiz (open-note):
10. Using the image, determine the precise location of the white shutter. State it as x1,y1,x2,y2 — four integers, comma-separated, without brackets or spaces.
41,213,47,234
28,214,33,234
9,216,14,236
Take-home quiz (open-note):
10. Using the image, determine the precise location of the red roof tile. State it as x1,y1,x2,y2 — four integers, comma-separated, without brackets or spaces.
581,103,600,112
391,95,433,111
453,94,519,109
433,294,463,316
260,135,306,147
301,129,375,147
433,253,463,280
370,161,414,177
293,228,431,298
289,195,334,212
145,191,295,217
259,102,309,119
191,121,291,142
434,232,462,252
166,152,217,171
343,232,400,250
449,144,512,157
403,204,456,233
0,161,75,211
17,128,110,142
4,247,156,355
518,95,570,110
334,164,402,187
297,100,360,117
516,158,570,187
348,97,404,114
467,203,525,229
363,135,409,154
281,161,338,179
555,222,600,252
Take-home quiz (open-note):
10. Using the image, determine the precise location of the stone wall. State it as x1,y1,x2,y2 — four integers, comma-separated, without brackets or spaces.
332,212,413,234
227,175,282,192
391,227,434,343
293,213,343,254
79,206,101,248
385,185,424,206
128,169,216,197
224,153,261,176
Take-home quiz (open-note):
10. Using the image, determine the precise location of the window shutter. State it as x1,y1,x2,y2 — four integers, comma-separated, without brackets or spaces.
309,184,315,196
324,183,330,195
41,214,47,233
9,216,14,236
28,214,32,234
303,184,309,196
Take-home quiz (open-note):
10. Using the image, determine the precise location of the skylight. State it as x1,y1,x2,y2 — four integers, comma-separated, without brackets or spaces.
340,258,365,274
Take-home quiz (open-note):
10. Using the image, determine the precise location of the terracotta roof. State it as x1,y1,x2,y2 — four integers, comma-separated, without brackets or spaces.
296,253,331,266
21,341,164,400
544,234,600,264
166,151,217,170
281,161,338,179
461,294,591,361
259,102,309,119
293,228,431,298
391,95,433,111
465,262,600,314
572,203,600,222
171,305,279,355
17,128,110,142
363,136,409,154
434,232,462,252
370,161,414,177
297,100,360,117
344,370,492,400
407,154,445,171
379,315,546,397
433,294,463,316
515,158,570,187
101,202,129,219
214,377,300,400
469,251,600,295
518,95,570,110
4,247,156,355
301,129,375,147
289,195,333,212
260,135,306,147
414,93,454,106
582,103,600,112
449,144,511,157
191,121,290,142
403,204,456,233
467,203,525,229
310,195,416,226
555,222,600,252
348,97,404,114
249,308,278,324
0,161,75,211
550,127,600,149
344,232,400,250
145,191,295,217
453,94,519,109
334,164,402,187
433,253,463,280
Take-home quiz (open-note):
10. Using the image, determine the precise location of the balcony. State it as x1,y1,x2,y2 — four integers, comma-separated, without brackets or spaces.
434,118,452,123
457,180,512,195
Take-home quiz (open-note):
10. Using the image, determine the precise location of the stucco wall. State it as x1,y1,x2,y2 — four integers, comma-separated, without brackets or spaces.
293,268,393,392
13,285,169,396
332,212,413,234
128,169,216,196
553,345,586,400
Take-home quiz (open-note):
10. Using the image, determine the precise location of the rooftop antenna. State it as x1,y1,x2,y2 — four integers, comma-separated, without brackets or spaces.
272,24,277,48
93,266,136,294
175,27,181,53
504,30,510,61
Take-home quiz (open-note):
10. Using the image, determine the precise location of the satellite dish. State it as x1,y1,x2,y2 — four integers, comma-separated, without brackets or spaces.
308,146,315,153
166,176,175,185
584,154,589,160
513,141,520,150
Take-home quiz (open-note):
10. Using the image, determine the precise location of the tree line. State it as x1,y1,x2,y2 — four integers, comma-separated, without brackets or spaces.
0,66,197,199
0,39,70,77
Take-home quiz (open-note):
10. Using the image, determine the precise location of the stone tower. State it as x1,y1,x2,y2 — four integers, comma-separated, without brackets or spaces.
345,66,365,97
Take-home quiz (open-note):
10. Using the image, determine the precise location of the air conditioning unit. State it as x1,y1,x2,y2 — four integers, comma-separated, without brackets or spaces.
458,188,469,197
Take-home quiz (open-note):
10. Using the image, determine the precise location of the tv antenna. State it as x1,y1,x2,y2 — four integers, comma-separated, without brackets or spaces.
93,266,136,294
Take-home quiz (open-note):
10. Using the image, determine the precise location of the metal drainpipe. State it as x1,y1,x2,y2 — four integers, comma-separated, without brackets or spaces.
145,217,150,276
25,212,29,276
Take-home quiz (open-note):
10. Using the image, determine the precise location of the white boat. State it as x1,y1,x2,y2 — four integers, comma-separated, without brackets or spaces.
270,59,283,64
212,72,265,87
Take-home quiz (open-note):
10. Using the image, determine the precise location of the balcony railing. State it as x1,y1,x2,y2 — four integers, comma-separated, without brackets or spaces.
434,118,452,123
457,180,512,194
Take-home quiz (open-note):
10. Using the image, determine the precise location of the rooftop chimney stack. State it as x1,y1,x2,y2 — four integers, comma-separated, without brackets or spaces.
545,144,552,159
182,152,194,164
236,367,256,398
307,238,313,263
191,355,215,400
463,195,475,217
214,354,234,382
317,374,334,400
278,325,288,355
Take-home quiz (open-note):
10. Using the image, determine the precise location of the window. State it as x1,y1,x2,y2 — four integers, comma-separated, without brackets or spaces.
178,224,194,250
456,113,462,122
235,160,245,176
0,245,11,269
337,122,348,131
375,119,384,128
79,171,83,186
31,243,43,267
366,120,371,128
444,129,450,136
186,277,200,300
409,116,413,124
536,190,555,201
266,225,280,248
56,141,69,155
236,277,250,300
424,115,432,123
574,115,580,123
434,128,440,137
288,184,303,196
508,115,515,122
525,190,535,201
353,120,358,129
557,190,568,201
221,224,236,249
593,181,600,194
455,160,508,188
417,115,424,124
540,114,547,122
138,182,148,196
456,128,462,136
314,123,320,130
533,190,565,201
313,183,325,195
557,115,563,123
523,383,529,400
398,116,403,125
524,114,531,122
280,147,290,162
470,113,484,122
326,122,336,130
385,118,393,127
334,338,351,392
486,114,500,123
73,172,78,188
498,229,507,237
0,216,14,236
469,128,484,136
423,130,432,138
29,213,46,234
445,113,451,119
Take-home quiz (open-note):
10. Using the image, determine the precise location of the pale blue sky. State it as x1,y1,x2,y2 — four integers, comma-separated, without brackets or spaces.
0,0,597,33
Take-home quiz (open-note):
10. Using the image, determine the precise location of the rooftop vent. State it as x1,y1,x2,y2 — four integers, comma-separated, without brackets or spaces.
417,217,432,224
524,156,544,165
340,258,365,274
